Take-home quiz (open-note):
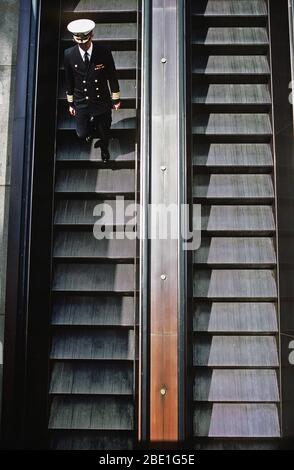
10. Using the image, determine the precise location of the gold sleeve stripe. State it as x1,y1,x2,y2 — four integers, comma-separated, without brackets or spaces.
111,92,120,100
67,94,74,103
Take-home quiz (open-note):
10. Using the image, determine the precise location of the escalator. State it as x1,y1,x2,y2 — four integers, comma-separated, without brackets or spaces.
189,0,281,448
48,0,139,450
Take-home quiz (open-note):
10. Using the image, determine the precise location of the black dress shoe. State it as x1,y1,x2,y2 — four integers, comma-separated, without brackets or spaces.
101,148,110,163
85,136,92,143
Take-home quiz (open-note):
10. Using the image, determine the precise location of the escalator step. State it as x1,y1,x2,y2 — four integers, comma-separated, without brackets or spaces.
54,232,136,260
52,295,135,326
193,269,277,299
193,237,276,266
193,403,280,437
57,133,136,163
192,84,271,105
49,396,134,430
193,113,272,137
193,336,279,367
50,431,134,450
50,329,135,360
193,302,278,333
200,205,275,233
53,263,135,293
55,169,135,195
54,199,136,226
193,55,270,76
50,362,133,395
192,0,267,17
62,23,137,42
192,27,268,46
193,174,274,200
193,143,272,168
58,108,136,131
193,369,279,402
63,0,138,13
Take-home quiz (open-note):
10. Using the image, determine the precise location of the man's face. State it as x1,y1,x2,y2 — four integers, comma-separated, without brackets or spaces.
76,33,93,51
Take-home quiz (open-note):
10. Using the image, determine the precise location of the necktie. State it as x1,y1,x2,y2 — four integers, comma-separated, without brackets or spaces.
84,51,89,66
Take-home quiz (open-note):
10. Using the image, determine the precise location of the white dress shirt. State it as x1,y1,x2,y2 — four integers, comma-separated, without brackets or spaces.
78,43,93,62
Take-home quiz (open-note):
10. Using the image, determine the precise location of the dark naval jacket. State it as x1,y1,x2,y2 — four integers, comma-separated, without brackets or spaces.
63,43,120,115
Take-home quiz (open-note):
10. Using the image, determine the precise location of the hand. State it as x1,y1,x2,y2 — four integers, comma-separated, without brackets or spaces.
112,101,121,110
69,105,76,117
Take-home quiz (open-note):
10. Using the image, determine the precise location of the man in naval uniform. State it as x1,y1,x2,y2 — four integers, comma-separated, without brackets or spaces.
64,19,121,163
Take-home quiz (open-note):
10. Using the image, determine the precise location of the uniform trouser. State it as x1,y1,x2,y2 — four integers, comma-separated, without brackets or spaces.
75,109,112,150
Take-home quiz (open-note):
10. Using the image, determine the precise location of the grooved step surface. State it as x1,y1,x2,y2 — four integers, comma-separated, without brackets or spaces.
193,84,271,105
53,263,135,292
55,169,135,195
193,237,276,265
193,269,277,299
193,143,273,168
63,23,137,41
193,113,272,136
51,329,135,360
192,28,269,46
193,174,274,200
193,369,279,402
54,232,136,259
50,362,133,395
57,134,136,163
200,205,275,233
54,199,136,226
193,302,278,333
49,397,134,430
193,404,280,437
51,432,134,450
58,109,136,130
52,296,134,326
193,55,270,76
193,336,279,367
192,0,267,17
63,0,138,13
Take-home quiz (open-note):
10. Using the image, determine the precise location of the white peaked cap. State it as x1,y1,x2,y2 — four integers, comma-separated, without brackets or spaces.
67,19,95,36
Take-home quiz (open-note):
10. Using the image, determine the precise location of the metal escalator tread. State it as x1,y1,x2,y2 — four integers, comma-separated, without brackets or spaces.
57,134,136,164
193,237,276,266
192,0,268,17
200,205,275,233
193,369,279,402
52,296,135,326
53,263,135,293
63,0,138,13
192,84,271,105
49,396,134,430
50,362,133,395
193,269,277,299
193,143,273,168
58,108,136,130
54,199,136,226
193,404,280,437
49,0,138,449
193,174,274,200
193,113,272,136
193,302,278,333
193,56,270,76
55,169,135,195
193,336,279,367
50,329,135,360
53,232,136,260
192,28,269,46
190,0,280,445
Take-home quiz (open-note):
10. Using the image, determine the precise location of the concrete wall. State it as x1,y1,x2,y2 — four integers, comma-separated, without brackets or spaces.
0,0,19,423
